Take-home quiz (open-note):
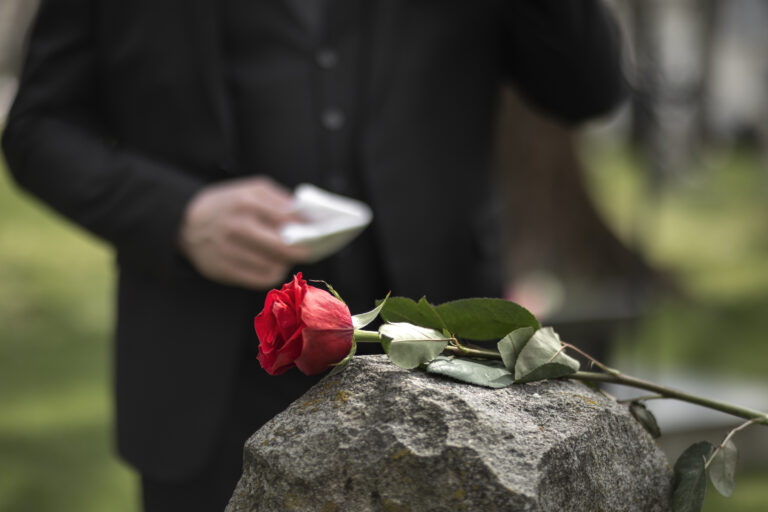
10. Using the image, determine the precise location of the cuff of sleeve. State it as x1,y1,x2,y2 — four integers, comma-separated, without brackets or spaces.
109,151,206,281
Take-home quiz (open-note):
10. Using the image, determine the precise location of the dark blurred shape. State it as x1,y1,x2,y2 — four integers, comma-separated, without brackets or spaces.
497,87,669,364
620,0,768,183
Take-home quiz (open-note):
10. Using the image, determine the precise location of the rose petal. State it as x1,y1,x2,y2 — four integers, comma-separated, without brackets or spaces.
300,286,353,331
257,346,280,374
285,273,307,309
272,330,303,368
273,298,302,344
254,295,280,350
294,327,354,376
257,329,302,375
257,349,294,375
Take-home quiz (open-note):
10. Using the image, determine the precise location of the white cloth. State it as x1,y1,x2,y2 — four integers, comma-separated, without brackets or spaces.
281,184,373,263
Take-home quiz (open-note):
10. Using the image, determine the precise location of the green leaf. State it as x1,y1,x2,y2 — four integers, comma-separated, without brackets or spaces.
417,297,449,331
380,297,539,341
380,336,391,354
378,323,449,369
352,293,390,329
435,298,540,340
513,327,579,383
327,341,357,377
379,297,445,331
497,327,535,371
672,441,714,512
709,439,738,497
628,402,662,438
309,279,345,303
426,356,515,389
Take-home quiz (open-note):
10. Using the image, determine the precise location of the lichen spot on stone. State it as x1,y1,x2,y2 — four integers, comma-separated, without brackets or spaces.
299,397,322,410
321,380,339,392
320,501,339,512
382,498,410,512
572,394,599,406
283,493,304,510
392,448,411,461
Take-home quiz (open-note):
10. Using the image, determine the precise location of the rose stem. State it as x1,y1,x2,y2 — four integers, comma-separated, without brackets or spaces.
353,329,455,344
568,371,768,425
353,329,385,343
443,344,502,359
353,330,768,425
705,418,758,469
617,394,665,403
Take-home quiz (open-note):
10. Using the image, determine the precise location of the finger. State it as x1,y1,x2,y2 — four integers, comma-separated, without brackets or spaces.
199,243,290,290
246,176,297,212
248,195,304,227
221,240,288,275
224,243,295,290
228,216,310,263
236,267,292,290
232,182,303,226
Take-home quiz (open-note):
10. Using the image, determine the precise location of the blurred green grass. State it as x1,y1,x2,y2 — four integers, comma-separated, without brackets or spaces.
1,142,767,511
702,471,768,512
584,145,768,376
0,159,138,511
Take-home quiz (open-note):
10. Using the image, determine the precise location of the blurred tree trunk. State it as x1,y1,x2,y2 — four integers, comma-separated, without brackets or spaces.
497,87,654,287
628,0,659,148
0,0,40,75
0,0,40,123
693,0,721,145
496,87,665,359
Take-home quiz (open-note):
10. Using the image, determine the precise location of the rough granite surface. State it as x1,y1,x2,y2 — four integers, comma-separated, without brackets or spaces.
226,355,672,512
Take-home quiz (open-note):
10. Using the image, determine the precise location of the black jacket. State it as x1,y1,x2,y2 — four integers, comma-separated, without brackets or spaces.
2,0,626,480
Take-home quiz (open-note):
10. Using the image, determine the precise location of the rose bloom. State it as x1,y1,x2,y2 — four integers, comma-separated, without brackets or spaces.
254,273,354,376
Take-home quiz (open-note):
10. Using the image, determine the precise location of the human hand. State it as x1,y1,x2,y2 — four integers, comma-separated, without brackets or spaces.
178,176,309,289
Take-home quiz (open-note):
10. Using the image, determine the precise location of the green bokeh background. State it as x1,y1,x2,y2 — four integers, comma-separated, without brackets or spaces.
1,144,767,511
0,158,138,511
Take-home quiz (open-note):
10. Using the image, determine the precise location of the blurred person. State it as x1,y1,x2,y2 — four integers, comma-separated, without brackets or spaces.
2,0,626,510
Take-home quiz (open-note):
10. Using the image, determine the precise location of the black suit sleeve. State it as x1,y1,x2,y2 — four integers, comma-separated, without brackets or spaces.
1,0,204,279
500,0,628,123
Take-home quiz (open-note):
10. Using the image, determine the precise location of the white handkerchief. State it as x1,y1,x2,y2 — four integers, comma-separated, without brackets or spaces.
281,183,373,263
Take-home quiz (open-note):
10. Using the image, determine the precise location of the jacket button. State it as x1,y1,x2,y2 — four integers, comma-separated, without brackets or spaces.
321,108,345,131
316,48,339,69
328,174,347,192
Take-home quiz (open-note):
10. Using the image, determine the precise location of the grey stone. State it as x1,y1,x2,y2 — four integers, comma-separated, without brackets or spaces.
227,355,672,512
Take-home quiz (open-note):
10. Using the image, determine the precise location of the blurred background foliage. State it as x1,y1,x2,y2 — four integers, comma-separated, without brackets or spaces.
585,145,768,376
0,165,138,511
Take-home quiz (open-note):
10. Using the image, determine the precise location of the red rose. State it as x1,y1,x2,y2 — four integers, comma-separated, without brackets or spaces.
254,273,354,376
